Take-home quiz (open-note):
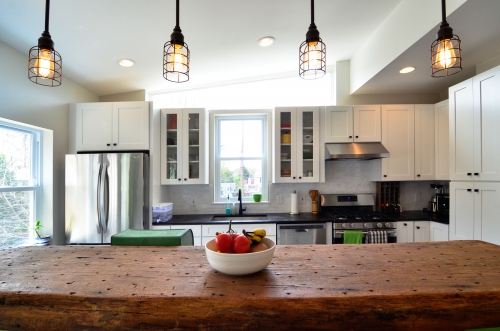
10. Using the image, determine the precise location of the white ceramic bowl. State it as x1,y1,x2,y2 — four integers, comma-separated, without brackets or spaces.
205,237,276,276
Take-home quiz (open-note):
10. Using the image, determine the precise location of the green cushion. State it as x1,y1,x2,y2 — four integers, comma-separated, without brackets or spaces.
111,229,194,246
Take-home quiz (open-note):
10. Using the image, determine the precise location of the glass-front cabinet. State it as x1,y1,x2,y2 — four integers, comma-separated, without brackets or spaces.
273,107,320,183
161,108,207,185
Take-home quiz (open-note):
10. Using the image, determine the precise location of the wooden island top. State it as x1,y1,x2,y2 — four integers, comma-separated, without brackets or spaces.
1,240,500,330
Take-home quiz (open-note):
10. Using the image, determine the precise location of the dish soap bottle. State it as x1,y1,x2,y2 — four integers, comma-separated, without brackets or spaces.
226,195,231,215
231,203,237,215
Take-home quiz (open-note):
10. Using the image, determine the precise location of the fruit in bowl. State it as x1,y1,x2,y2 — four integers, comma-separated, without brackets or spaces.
205,222,276,275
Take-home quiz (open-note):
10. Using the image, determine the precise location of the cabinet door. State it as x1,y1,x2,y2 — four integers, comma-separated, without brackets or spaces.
274,107,296,183
183,109,206,184
113,102,149,150
161,109,183,184
413,221,430,242
354,105,381,142
297,107,320,182
414,104,435,180
396,221,414,243
430,221,449,242
324,106,353,143
449,79,474,181
475,182,500,245
473,67,500,181
381,105,415,181
449,181,474,240
435,100,449,180
76,103,113,151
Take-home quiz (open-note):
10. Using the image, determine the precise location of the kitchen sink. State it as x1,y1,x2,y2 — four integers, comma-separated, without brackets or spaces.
210,215,268,222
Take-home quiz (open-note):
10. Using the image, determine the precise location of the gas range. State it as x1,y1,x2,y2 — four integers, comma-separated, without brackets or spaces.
320,193,397,234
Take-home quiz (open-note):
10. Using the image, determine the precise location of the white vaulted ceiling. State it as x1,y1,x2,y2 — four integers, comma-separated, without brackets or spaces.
0,0,499,97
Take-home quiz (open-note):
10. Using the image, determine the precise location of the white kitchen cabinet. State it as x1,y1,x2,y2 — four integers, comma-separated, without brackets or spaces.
70,102,150,152
372,104,415,181
450,181,500,245
414,104,435,180
435,100,449,180
324,105,381,143
449,66,500,181
160,108,208,185
430,221,449,242
273,107,320,183
201,223,277,246
396,220,430,243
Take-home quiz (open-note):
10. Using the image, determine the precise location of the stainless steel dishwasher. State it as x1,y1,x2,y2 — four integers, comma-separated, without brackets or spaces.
277,223,327,245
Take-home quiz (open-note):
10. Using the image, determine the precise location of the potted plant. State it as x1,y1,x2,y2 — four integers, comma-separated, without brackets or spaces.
32,221,50,246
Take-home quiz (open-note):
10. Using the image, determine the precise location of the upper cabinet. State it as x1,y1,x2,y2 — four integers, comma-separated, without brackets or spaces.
160,108,208,185
372,104,415,181
273,107,320,183
449,66,500,181
69,102,150,153
435,100,449,180
325,105,381,143
414,104,435,180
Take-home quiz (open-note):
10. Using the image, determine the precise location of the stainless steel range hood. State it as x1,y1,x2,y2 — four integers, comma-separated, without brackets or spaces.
325,142,389,160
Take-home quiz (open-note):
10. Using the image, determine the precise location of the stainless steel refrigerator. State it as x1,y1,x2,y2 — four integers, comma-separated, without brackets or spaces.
65,153,149,244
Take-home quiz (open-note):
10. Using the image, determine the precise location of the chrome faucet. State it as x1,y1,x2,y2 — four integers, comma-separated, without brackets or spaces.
238,189,247,216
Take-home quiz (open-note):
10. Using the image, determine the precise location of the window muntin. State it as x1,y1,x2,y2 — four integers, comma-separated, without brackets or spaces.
0,124,40,248
215,115,267,203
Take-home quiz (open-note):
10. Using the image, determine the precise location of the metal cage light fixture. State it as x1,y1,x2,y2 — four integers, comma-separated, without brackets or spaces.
163,0,190,83
299,0,326,80
431,0,462,78
28,0,62,87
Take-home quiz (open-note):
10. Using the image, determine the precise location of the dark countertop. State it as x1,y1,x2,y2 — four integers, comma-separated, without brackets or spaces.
152,210,448,226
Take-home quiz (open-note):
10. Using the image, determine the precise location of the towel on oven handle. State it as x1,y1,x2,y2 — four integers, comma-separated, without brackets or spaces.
366,230,388,244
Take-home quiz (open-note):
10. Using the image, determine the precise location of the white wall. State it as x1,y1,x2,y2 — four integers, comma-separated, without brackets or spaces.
0,41,98,245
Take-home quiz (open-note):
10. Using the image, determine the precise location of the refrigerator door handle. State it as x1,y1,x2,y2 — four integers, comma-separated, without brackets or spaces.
96,162,104,234
102,163,109,233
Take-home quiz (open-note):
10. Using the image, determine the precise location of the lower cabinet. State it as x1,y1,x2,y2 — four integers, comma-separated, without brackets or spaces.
150,225,202,246
430,221,449,242
396,221,430,243
201,223,277,246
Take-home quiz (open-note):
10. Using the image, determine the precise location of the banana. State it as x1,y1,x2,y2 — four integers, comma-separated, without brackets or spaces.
249,234,262,245
252,228,266,238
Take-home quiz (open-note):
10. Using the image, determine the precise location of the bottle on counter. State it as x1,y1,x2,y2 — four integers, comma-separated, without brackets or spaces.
226,195,231,215
231,203,236,215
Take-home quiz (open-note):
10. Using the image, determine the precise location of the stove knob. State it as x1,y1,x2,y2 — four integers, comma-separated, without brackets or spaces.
341,223,347,229
385,222,392,228
363,223,368,228
350,223,355,228
376,223,383,228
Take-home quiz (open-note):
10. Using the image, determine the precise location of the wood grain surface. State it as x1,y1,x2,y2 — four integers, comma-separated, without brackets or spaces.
1,240,500,330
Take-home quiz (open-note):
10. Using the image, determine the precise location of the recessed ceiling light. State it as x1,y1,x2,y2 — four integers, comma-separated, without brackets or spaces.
258,36,275,47
399,66,415,74
119,59,135,67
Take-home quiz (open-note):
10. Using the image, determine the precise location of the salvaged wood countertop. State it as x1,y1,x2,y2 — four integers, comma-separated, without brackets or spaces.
1,240,500,331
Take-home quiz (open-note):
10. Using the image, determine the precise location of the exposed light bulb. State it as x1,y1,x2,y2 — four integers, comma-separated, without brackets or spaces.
167,44,187,74
34,49,54,79
434,39,457,69
304,41,322,70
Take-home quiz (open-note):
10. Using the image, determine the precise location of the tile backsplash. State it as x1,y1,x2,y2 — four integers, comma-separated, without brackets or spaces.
160,161,449,215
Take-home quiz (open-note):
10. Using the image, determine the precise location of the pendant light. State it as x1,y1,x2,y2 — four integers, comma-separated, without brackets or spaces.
164,0,190,83
431,0,462,78
28,0,62,87
299,0,326,80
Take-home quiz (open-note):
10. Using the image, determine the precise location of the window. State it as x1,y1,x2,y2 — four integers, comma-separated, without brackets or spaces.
0,122,41,248
214,114,268,203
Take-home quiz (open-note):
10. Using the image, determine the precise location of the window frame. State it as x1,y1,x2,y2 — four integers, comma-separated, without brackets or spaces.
210,110,272,204
0,121,42,245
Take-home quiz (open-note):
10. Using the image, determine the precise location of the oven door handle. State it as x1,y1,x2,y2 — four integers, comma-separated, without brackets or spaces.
335,230,397,234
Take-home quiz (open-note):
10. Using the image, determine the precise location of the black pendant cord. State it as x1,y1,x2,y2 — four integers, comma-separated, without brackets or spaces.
310,0,314,24
176,0,179,28
441,0,446,23
44,0,50,33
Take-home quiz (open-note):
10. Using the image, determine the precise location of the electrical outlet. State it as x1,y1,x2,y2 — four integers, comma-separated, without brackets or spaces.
299,195,305,204
277,195,283,204
190,198,196,205
414,193,421,202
